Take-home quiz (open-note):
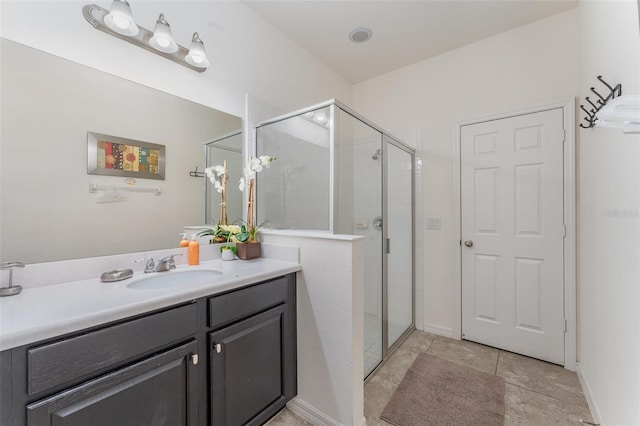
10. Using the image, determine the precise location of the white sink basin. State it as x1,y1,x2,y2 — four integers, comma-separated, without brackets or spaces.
127,269,223,290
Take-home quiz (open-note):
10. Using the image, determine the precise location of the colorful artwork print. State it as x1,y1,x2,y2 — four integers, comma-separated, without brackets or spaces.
95,141,160,174
87,132,165,180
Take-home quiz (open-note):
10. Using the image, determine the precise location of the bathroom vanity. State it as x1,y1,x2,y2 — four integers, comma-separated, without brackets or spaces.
0,259,299,426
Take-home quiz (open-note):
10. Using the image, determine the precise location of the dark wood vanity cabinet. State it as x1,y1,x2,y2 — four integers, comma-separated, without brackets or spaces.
208,275,297,426
0,273,297,426
26,340,199,426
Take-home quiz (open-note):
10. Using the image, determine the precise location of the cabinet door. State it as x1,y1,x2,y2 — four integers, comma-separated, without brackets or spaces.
210,305,290,426
27,340,199,426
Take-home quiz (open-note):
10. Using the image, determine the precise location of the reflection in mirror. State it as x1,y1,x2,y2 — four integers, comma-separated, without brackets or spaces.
205,131,243,225
0,39,242,264
256,106,331,230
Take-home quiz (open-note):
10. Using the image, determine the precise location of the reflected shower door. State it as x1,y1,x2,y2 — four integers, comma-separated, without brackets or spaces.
205,132,242,224
385,139,414,349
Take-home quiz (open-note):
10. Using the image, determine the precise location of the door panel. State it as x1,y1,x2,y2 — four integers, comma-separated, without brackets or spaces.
209,305,287,426
461,108,565,365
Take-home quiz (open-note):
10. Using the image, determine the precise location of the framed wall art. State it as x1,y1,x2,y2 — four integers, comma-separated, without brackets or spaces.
87,132,165,180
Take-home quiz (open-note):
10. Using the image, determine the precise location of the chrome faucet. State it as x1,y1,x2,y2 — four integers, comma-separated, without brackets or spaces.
136,257,157,274
137,254,182,273
156,254,182,272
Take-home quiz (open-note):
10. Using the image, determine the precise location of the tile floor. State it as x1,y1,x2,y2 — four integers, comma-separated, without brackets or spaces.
267,330,595,425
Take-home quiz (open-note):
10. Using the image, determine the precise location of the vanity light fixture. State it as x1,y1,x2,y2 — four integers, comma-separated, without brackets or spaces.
149,14,178,54
83,1,209,72
185,33,210,68
103,0,138,36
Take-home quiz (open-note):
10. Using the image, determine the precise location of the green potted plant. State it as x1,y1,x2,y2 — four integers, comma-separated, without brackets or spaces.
234,222,264,260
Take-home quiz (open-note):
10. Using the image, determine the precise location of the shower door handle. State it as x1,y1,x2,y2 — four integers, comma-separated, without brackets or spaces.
373,216,383,231
386,238,390,254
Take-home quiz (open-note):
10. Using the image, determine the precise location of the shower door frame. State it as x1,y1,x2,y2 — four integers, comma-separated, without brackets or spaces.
254,99,416,380
381,135,416,361
332,102,416,379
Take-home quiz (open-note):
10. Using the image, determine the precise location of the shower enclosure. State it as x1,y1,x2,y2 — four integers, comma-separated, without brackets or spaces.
254,100,415,378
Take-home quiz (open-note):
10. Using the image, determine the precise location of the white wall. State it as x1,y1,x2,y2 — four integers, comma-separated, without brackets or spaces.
576,1,640,424
352,9,580,335
262,232,365,426
0,0,351,118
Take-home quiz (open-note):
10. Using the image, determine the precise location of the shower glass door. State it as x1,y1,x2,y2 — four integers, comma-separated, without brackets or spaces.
336,109,383,378
385,138,414,349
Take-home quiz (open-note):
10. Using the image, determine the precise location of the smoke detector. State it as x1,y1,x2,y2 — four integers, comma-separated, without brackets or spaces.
349,27,372,43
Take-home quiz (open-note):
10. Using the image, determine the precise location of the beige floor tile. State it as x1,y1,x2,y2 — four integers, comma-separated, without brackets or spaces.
264,407,313,426
372,349,421,386
505,383,594,425
427,335,500,374
392,329,436,355
269,333,595,425
497,351,590,409
364,374,398,419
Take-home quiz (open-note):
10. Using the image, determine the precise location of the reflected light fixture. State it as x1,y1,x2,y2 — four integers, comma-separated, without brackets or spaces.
83,1,209,72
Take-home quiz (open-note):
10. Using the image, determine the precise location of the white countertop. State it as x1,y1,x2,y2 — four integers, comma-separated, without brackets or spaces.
0,257,301,351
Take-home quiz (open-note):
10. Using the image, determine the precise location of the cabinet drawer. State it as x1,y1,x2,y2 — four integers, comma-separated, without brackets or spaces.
208,277,288,329
27,340,199,426
27,303,197,396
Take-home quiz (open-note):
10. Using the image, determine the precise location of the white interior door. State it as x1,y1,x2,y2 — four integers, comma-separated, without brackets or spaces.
461,108,565,365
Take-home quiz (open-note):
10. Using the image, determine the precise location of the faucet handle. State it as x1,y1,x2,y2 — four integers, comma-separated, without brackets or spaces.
160,254,182,270
136,257,156,273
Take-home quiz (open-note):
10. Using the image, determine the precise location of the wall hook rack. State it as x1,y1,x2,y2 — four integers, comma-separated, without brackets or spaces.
189,166,205,178
580,75,622,129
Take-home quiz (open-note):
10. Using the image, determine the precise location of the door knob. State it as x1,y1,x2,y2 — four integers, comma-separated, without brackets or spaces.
464,240,474,247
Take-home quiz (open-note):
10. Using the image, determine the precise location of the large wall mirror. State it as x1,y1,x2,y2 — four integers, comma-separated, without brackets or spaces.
0,39,242,264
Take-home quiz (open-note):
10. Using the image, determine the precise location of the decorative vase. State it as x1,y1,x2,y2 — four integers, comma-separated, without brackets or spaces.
221,249,235,261
236,242,260,260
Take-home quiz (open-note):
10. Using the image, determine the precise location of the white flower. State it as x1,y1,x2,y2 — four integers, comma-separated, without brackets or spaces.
249,157,263,173
205,164,226,187
205,167,217,184
259,155,275,167
243,165,256,181
239,155,275,191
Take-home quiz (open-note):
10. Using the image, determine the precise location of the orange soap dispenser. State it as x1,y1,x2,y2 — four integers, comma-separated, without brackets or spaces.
179,233,189,248
188,234,199,266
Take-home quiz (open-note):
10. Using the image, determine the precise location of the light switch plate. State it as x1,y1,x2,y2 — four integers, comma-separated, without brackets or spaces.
427,217,441,230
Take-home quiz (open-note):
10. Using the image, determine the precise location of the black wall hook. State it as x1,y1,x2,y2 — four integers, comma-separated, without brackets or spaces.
580,76,622,129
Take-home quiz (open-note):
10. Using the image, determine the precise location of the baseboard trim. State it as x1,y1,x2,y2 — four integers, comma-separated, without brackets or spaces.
576,362,603,425
423,322,455,339
287,397,342,426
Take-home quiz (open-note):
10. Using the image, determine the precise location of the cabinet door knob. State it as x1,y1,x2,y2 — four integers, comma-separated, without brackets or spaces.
191,354,199,365
214,343,222,354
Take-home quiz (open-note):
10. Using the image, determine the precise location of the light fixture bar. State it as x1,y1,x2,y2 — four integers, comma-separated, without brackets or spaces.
83,4,206,73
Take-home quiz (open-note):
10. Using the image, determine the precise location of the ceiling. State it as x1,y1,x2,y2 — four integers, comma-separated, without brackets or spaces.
244,0,579,83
